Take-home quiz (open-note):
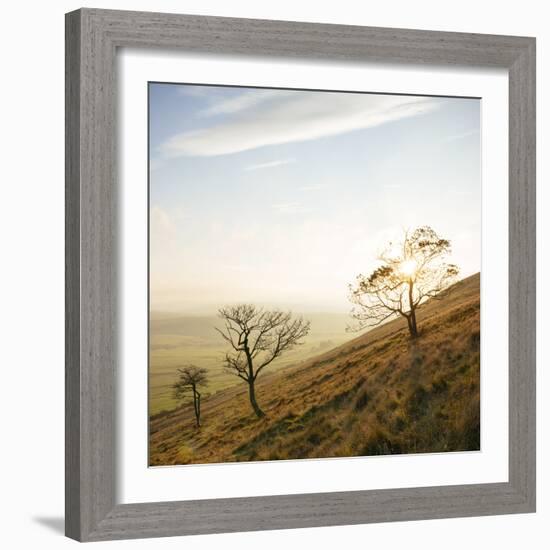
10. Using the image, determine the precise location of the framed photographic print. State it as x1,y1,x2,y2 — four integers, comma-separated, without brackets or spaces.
65,8,536,542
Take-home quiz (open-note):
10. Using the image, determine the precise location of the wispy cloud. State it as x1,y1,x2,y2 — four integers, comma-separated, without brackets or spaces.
244,159,294,172
199,89,283,117
272,202,311,215
443,129,479,142
300,183,330,192
160,92,440,158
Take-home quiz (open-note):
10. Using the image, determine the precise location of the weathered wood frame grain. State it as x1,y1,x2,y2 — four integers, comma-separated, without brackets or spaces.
65,8,536,542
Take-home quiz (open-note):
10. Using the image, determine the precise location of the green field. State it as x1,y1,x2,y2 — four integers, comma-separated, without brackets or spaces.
149,311,352,415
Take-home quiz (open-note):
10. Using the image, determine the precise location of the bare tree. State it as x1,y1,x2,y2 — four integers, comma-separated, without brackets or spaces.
172,365,208,428
349,226,459,338
217,305,310,417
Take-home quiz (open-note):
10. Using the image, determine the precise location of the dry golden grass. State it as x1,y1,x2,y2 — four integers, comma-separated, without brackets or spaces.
149,273,480,465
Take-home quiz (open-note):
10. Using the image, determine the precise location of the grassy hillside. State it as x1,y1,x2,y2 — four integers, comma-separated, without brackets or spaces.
149,312,352,415
149,273,480,465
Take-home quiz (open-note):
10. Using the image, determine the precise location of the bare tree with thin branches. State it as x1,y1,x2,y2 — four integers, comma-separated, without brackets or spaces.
172,365,209,428
217,305,310,417
349,226,459,338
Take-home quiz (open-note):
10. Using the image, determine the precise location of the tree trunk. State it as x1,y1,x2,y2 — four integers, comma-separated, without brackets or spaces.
405,312,419,338
407,279,419,338
196,392,201,427
192,387,201,428
243,343,265,418
409,307,418,338
248,381,265,418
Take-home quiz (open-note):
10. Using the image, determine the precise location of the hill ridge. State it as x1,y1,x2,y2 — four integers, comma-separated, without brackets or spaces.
150,273,480,465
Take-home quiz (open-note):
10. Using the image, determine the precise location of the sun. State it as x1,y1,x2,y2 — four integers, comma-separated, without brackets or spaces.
399,259,417,278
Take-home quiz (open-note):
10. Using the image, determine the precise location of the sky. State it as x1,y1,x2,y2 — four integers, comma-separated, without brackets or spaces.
149,83,480,314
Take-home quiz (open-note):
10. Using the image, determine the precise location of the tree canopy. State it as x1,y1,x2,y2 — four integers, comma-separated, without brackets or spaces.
349,226,459,337
172,365,209,427
217,304,310,416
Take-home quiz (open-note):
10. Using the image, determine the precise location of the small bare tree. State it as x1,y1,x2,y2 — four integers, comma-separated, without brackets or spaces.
349,226,459,338
217,305,310,418
172,365,208,428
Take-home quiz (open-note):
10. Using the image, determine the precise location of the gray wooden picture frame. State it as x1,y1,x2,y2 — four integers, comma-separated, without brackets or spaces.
65,8,536,542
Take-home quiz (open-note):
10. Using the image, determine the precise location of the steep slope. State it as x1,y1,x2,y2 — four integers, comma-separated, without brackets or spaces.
150,273,480,465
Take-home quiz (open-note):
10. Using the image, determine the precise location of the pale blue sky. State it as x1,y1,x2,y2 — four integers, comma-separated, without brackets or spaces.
149,83,480,314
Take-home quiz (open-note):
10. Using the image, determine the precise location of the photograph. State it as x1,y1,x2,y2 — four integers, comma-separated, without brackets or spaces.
1,0,540,546
148,83,481,466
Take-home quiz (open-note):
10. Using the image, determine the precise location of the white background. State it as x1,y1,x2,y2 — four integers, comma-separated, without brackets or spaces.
119,51,509,503
0,0,547,549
